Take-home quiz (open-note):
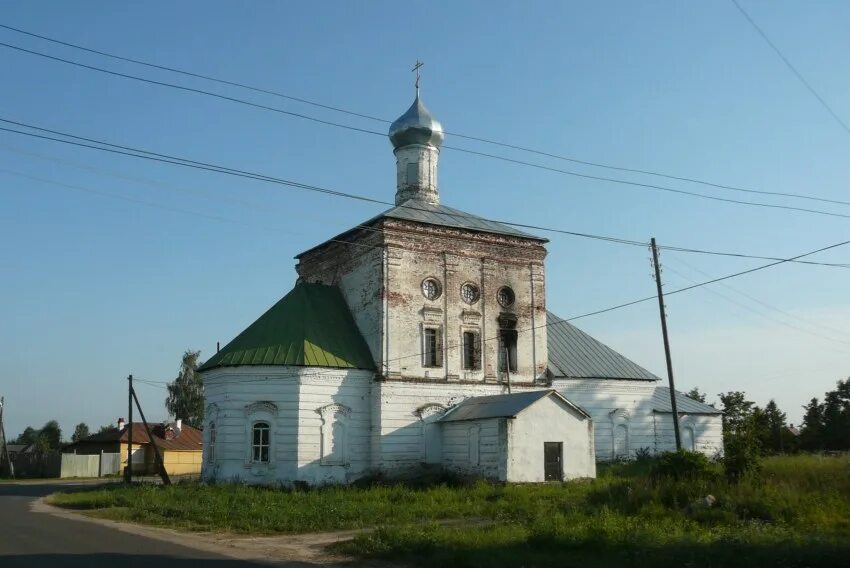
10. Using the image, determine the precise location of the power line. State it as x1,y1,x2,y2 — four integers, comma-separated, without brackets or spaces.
0,120,652,245
3,117,849,269
730,0,850,136
0,169,385,252
666,252,850,340
655,244,850,269
4,40,850,220
663,261,850,351
3,22,849,209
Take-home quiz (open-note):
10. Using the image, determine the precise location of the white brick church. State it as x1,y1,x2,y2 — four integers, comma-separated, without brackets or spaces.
198,86,722,486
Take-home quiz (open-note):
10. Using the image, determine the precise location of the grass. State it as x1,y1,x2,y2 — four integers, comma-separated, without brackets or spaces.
49,454,850,567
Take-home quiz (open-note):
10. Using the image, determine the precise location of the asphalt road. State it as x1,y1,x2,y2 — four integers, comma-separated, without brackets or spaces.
0,481,284,567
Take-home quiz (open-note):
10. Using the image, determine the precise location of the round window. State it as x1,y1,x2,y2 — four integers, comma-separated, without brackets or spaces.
497,286,515,308
421,278,442,300
460,282,480,304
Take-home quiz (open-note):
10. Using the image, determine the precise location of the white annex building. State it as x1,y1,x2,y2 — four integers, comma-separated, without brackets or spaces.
199,86,722,486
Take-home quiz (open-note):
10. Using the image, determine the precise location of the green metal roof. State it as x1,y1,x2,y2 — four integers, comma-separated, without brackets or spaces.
199,283,375,372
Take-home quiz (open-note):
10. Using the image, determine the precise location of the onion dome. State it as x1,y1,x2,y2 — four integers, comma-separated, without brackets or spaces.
388,94,444,149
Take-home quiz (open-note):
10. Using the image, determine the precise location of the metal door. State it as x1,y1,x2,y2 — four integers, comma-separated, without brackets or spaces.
544,442,563,481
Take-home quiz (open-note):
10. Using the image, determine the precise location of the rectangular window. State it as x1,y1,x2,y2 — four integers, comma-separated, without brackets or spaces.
208,423,216,463
423,327,442,367
252,422,270,463
498,329,518,373
406,162,419,185
462,331,481,370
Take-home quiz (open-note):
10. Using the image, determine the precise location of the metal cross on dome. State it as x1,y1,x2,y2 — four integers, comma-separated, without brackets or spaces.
412,59,424,94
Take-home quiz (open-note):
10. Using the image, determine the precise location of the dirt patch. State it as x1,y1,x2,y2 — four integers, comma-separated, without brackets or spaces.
35,496,399,567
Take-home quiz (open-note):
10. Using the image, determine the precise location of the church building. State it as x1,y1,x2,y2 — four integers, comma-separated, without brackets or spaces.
198,84,722,486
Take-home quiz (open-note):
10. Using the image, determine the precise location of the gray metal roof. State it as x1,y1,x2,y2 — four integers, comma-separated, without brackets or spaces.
439,390,590,423
380,199,545,240
547,312,661,381
295,199,545,258
652,387,722,415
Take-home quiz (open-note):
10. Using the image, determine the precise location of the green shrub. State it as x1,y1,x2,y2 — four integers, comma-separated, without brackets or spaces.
724,434,762,481
651,450,715,481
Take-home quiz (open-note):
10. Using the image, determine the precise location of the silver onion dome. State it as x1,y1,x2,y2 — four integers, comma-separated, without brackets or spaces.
388,94,444,149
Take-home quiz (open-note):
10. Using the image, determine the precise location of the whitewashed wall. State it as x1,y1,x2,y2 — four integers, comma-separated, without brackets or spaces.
653,412,723,458
553,378,722,461
201,366,372,485
507,395,595,481
372,380,539,474
441,418,505,479
553,378,658,461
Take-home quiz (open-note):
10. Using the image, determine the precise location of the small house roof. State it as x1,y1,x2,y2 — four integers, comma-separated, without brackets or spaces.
652,387,722,415
66,422,204,451
439,390,590,423
199,282,375,372
547,312,661,381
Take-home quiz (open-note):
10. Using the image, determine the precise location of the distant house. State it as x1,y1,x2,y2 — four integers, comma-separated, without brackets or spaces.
6,444,33,460
64,418,203,476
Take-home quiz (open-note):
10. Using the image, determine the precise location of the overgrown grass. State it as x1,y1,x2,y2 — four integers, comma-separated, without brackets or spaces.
50,454,850,567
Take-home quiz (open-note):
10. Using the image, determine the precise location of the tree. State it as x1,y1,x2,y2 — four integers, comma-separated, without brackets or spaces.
38,420,62,451
14,426,38,445
71,423,90,443
799,397,825,451
718,391,756,440
166,349,205,428
718,391,761,479
821,378,850,451
685,387,706,404
761,400,788,453
98,424,115,434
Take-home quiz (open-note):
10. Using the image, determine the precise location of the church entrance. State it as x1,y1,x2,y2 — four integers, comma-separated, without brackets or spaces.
543,442,563,481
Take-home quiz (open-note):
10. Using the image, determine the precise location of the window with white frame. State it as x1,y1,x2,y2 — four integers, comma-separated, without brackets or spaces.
252,422,270,463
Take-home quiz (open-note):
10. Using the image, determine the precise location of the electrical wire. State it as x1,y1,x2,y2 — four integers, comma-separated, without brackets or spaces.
2,117,848,268
730,0,850,136
3,22,849,208
3,40,850,220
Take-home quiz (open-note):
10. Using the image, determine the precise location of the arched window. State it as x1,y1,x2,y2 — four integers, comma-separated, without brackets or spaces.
252,422,270,463
609,408,631,461
416,404,447,464
682,426,695,452
614,424,629,459
207,422,216,463
317,404,351,466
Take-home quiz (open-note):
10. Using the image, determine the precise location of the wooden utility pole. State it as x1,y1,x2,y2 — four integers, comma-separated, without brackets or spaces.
130,387,171,486
126,374,133,483
0,396,14,478
651,238,682,451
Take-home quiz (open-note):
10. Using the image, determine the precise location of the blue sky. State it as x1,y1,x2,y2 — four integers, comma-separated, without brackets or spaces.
2,1,849,437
